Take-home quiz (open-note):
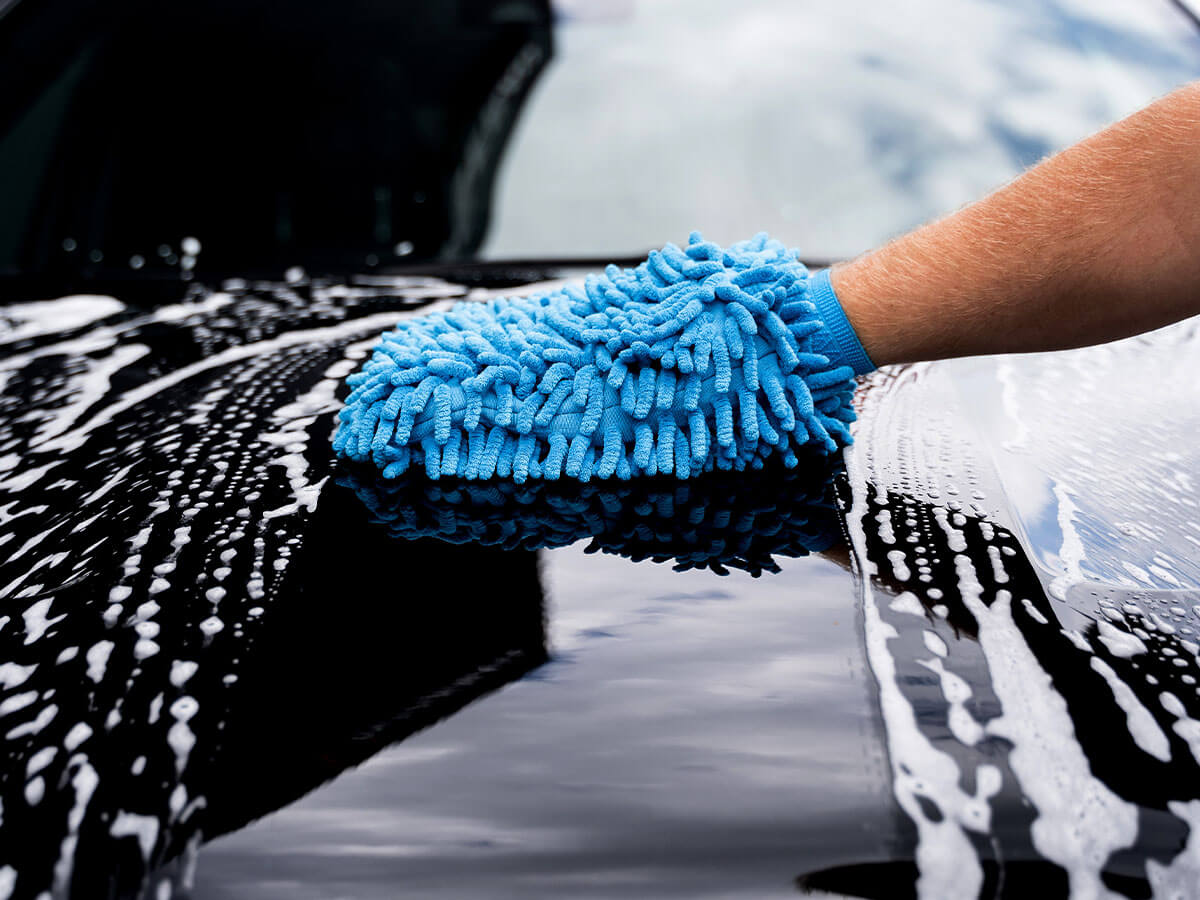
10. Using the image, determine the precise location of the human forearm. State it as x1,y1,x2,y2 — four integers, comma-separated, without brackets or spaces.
831,81,1200,367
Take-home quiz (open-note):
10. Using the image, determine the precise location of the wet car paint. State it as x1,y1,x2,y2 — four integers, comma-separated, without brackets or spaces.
846,356,1200,898
3,277,1200,899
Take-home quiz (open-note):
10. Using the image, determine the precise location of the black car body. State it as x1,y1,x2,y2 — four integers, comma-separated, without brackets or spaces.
2,1,1200,898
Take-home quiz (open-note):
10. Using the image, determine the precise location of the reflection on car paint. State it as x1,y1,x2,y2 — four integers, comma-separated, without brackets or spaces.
965,321,1200,595
339,453,841,577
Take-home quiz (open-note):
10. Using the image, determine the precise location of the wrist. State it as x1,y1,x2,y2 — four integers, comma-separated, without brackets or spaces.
829,257,903,368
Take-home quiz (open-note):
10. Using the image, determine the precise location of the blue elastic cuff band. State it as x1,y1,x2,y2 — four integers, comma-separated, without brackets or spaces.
809,268,876,376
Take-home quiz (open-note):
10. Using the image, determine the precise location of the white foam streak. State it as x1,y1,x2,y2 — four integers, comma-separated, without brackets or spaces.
1089,657,1170,762
845,447,987,899
951,551,1137,899
36,309,440,456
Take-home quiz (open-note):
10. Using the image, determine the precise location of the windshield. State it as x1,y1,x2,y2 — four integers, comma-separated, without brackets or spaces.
483,0,1200,261
2,0,1197,280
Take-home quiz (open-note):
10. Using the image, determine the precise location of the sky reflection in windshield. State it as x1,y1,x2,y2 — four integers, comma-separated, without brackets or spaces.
484,0,1200,261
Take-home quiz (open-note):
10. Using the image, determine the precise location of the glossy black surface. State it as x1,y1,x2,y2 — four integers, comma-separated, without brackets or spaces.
1,275,1200,898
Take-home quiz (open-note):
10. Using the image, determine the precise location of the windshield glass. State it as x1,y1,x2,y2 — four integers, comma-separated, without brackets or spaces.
0,0,1196,278
483,0,1200,261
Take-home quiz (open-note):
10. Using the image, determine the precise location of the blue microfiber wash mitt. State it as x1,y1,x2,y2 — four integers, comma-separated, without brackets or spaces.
333,233,874,483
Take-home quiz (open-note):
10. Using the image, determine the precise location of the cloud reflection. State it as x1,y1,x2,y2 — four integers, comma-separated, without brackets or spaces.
485,0,1200,261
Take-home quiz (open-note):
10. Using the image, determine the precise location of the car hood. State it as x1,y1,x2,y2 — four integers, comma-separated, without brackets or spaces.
1,273,1200,898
